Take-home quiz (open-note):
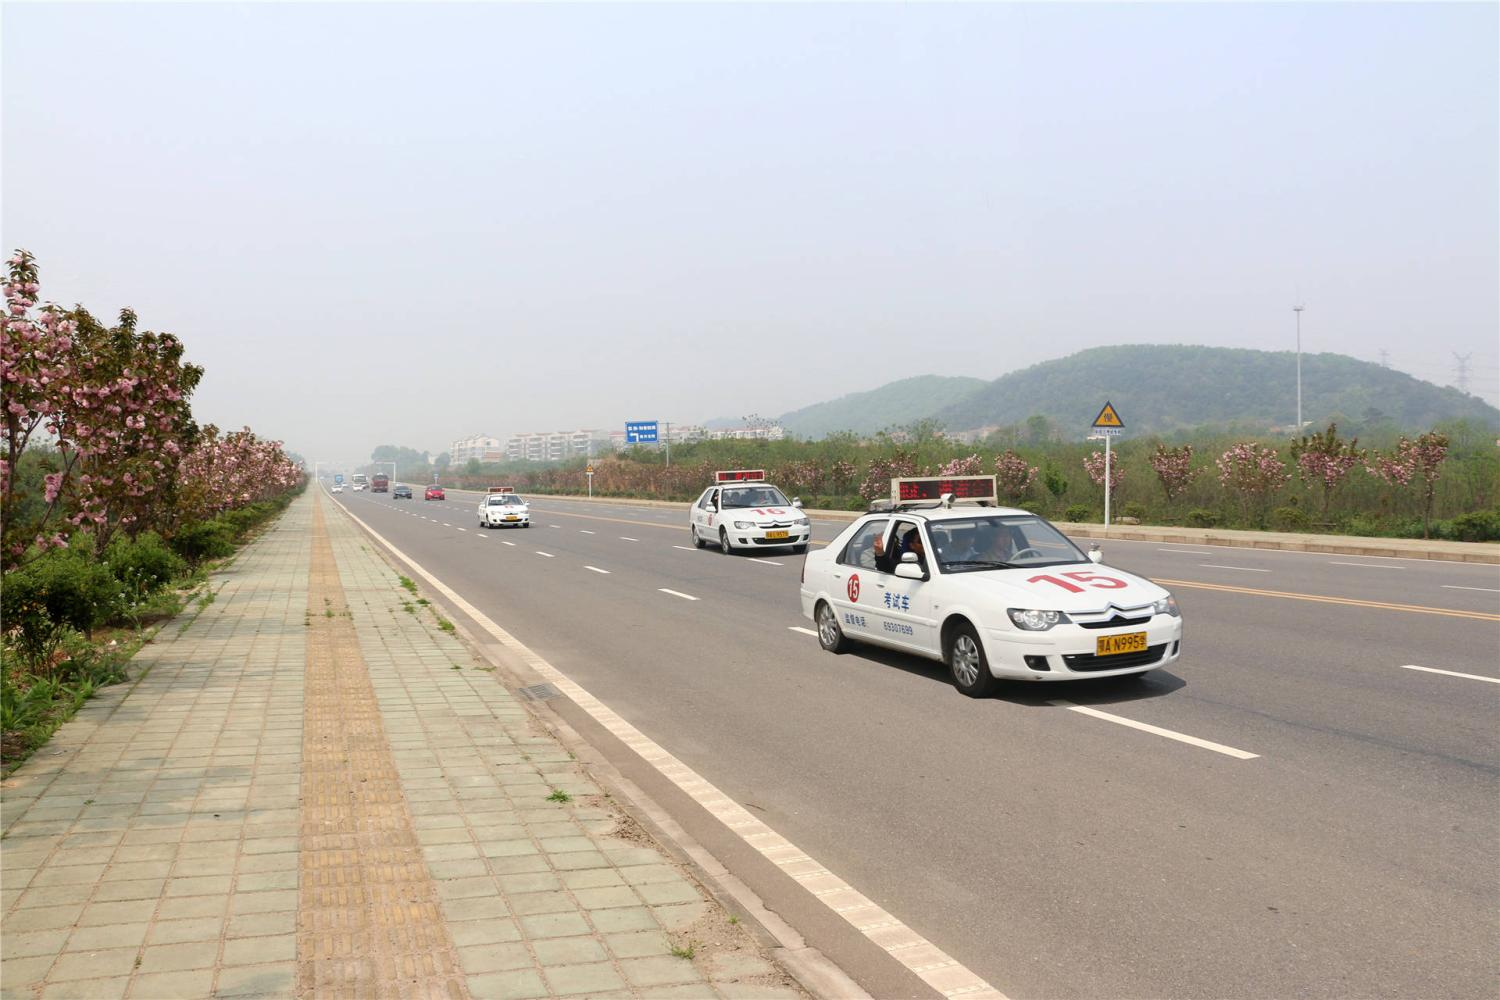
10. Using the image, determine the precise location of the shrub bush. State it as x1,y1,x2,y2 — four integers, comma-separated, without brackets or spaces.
106,533,184,594
1122,502,1148,521
1186,508,1219,528
1063,503,1092,523
169,519,236,566
0,550,120,671
1272,506,1310,531
1446,509,1500,543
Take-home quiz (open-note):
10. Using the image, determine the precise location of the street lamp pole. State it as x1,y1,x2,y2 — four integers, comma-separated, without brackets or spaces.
1293,303,1304,432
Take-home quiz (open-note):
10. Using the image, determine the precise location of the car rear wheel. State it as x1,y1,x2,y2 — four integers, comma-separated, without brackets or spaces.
815,601,849,654
719,528,732,555
947,622,996,698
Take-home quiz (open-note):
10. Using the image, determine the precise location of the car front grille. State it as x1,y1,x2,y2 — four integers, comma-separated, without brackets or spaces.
1062,644,1167,671
1076,614,1152,631
752,537,801,545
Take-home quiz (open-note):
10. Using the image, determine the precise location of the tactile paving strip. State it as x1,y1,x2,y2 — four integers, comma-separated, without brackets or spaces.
299,504,468,999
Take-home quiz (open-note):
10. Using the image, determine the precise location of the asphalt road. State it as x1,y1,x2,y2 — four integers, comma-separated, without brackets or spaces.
332,488,1500,999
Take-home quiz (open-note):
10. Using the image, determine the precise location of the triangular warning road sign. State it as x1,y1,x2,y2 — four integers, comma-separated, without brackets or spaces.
1092,401,1124,429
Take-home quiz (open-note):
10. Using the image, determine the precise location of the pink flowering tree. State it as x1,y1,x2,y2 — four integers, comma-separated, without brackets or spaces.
1289,424,1364,518
826,459,857,496
994,450,1038,504
175,425,301,523
1366,432,1449,538
858,454,921,503
2,250,81,565
1083,449,1125,492
1216,442,1291,526
1,252,202,567
939,454,984,477
1148,444,1196,505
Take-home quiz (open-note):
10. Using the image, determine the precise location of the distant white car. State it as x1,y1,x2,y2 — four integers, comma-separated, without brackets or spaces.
477,489,530,529
799,477,1182,697
689,470,810,554
331,484,344,494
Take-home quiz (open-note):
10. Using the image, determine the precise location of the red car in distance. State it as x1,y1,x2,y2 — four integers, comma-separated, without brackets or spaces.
425,485,446,501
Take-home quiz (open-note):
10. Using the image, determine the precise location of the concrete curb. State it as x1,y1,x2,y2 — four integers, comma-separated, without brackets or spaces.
494,491,1499,564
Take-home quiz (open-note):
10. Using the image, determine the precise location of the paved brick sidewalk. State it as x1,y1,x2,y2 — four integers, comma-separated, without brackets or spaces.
1,493,804,999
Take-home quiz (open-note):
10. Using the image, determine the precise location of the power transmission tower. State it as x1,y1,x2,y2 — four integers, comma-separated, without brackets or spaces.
1453,353,1473,394
1378,349,1390,368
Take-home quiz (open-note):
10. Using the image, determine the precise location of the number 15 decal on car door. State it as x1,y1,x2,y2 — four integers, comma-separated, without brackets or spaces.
1026,571,1127,593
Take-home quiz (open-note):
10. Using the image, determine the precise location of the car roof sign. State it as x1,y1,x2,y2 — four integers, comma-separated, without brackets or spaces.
487,486,514,493
890,476,998,506
715,469,766,483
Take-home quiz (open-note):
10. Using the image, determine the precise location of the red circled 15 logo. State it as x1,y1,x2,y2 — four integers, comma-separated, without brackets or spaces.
847,573,861,603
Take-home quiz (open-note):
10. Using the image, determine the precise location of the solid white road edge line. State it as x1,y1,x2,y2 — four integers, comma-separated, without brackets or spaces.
584,566,611,574
1399,664,1500,684
1443,585,1500,593
1199,564,1271,573
333,501,1006,1000
789,626,819,637
658,589,699,601
1049,701,1260,760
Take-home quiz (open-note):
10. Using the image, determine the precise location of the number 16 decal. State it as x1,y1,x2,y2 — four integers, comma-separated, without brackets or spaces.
1027,571,1128,593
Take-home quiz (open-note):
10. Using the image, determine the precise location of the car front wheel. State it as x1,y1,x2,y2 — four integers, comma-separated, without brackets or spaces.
719,528,733,555
692,525,706,549
816,601,849,654
947,622,996,698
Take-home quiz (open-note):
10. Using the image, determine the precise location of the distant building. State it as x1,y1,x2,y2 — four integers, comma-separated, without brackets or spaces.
707,424,785,442
504,430,611,462
451,434,505,464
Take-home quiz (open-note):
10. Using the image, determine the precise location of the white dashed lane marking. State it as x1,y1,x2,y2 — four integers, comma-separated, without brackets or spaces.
1158,548,1213,555
1399,664,1500,684
658,589,699,601
1443,585,1500,593
535,552,554,558
620,537,638,542
789,626,818,637
672,546,699,553
747,559,784,567
1050,701,1260,760
580,530,595,534
1200,564,1270,573
1329,561,1401,570
584,566,610,574
501,540,516,547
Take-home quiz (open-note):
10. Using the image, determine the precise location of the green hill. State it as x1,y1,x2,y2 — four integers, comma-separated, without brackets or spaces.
774,375,989,438
929,345,1499,437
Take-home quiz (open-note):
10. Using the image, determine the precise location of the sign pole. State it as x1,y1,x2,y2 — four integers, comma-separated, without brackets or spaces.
665,420,670,468
587,470,593,499
1104,435,1112,528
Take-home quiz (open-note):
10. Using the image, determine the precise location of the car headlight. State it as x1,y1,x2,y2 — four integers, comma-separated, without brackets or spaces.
793,515,809,524
1153,595,1180,617
1007,608,1072,631
733,521,755,529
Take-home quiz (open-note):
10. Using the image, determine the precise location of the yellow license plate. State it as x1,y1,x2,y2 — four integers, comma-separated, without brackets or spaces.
505,516,519,520
765,530,789,539
1096,632,1148,656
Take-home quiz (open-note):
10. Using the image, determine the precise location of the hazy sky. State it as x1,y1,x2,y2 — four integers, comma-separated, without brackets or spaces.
4,2,1496,464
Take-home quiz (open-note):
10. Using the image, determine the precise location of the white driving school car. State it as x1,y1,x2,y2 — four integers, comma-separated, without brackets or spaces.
799,476,1182,697
477,487,531,528
690,470,811,554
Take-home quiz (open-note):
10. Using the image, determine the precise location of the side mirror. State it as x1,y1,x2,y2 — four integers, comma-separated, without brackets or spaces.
900,551,919,563
894,562,925,580
1088,546,1103,564
792,498,803,509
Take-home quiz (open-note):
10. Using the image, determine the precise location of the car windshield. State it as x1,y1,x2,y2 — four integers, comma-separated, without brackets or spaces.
925,515,1088,572
487,495,519,505
720,486,791,509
